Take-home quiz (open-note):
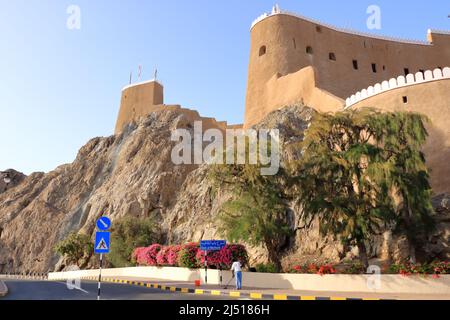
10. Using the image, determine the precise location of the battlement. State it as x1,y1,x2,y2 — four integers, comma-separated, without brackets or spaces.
345,67,450,108
251,6,438,46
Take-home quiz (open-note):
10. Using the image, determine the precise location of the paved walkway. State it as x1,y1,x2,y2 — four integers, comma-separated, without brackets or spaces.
79,275,449,300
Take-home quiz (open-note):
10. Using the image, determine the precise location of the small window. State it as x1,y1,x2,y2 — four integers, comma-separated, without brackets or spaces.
259,45,266,57
419,69,425,74
352,60,359,70
293,38,297,49
404,68,410,76
382,65,386,71
402,96,408,104
306,46,313,55
316,26,322,33
372,63,377,73
329,52,336,61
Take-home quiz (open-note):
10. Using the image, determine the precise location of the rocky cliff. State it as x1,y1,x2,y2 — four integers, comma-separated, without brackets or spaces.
0,106,448,273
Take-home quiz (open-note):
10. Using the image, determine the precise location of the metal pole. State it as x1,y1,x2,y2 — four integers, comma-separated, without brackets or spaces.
204,251,208,284
97,253,103,300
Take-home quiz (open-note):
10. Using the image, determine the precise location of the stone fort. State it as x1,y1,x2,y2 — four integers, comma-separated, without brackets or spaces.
115,6,450,194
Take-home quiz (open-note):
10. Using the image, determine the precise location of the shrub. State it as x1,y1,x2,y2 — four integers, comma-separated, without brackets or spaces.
195,244,248,269
390,260,449,278
228,244,249,268
289,263,336,275
109,216,160,268
54,233,93,266
178,243,200,269
132,247,147,265
255,263,278,273
167,245,182,266
144,244,162,266
345,262,366,274
156,246,171,266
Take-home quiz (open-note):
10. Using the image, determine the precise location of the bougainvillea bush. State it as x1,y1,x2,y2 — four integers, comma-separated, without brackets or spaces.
178,242,201,269
290,264,336,276
166,245,182,266
195,244,249,269
390,261,449,278
133,243,248,269
156,246,171,266
132,244,162,266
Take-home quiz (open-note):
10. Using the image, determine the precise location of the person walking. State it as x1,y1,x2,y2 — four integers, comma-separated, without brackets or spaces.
231,260,243,290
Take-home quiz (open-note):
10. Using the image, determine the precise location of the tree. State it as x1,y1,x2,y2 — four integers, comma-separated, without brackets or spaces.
369,111,434,262
290,108,434,267
209,146,291,272
54,233,93,267
109,216,160,267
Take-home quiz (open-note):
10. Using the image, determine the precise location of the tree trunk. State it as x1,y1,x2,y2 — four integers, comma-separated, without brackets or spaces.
357,240,369,269
406,207,417,264
265,239,282,272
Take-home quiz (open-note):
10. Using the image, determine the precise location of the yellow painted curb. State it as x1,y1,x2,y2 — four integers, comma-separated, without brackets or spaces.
300,296,316,300
331,297,347,300
211,290,222,296
274,294,288,300
250,293,263,299
229,291,241,297
170,287,176,292
181,288,189,293
195,289,204,294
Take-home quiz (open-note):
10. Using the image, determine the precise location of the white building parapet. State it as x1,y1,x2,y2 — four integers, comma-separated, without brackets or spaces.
345,67,450,108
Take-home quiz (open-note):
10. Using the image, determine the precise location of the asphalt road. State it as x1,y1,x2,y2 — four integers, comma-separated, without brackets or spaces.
1,280,237,300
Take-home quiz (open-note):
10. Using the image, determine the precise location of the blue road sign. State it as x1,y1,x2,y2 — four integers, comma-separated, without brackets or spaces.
94,232,110,254
200,240,226,251
96,217,111,231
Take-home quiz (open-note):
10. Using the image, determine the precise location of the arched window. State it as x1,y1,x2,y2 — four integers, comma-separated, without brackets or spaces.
329,52,336,61
306,46,313,55
259,45,267,57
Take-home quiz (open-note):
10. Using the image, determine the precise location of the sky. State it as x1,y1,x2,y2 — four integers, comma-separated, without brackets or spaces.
0,0,449,174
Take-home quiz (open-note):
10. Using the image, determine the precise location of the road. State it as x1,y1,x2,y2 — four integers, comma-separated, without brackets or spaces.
1,280,237,300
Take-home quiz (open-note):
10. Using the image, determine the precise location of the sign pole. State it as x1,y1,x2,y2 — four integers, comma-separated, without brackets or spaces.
204,250,208,284
97,253,103,300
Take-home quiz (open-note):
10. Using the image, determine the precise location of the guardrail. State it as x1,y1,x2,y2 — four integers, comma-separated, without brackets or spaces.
0,272,49,281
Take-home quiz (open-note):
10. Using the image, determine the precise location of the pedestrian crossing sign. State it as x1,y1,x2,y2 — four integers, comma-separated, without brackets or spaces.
95,231,110,254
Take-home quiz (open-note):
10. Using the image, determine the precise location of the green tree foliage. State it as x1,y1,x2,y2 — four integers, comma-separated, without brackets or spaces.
209,142,291,271
290,108,434,267
54,233,93,267
109,216,160,268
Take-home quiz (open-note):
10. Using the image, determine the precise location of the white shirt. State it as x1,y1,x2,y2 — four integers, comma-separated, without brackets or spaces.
231,261,242,272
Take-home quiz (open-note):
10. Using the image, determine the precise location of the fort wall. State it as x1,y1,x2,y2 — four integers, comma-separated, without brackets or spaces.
115,80,164,134
245,9,450,128
347,70,450,194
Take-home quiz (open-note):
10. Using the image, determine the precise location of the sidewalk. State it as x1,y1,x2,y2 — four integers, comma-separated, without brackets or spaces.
0,281,8,297
80,275,447,300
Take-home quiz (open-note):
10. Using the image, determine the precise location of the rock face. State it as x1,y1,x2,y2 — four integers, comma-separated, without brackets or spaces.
0,170,26,194
0,106,448,273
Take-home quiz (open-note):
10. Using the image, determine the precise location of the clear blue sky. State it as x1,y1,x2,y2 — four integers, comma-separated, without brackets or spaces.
0,0,448,174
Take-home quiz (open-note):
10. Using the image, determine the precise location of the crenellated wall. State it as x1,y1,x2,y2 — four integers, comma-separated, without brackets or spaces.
346,70,450,194
345,67,450,108
245,7,450,128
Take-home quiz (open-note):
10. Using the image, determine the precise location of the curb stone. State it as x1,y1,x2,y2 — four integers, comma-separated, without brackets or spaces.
70,276,389,301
